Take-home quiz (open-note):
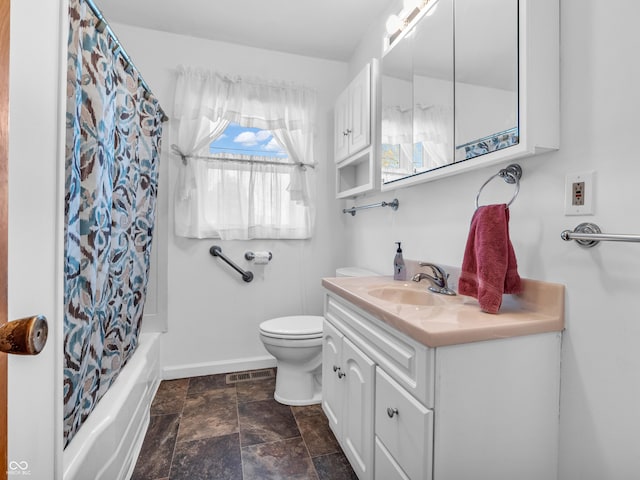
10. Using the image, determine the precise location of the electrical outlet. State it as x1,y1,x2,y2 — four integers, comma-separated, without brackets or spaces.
565,171,594,215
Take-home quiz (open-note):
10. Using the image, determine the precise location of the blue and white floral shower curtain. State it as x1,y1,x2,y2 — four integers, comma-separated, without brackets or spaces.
63,0,164,446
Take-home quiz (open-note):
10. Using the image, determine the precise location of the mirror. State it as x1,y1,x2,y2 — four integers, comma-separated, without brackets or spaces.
381,0,519,187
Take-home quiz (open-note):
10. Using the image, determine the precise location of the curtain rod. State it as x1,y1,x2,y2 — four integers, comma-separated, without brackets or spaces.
84,0,168,122
187,153,315,170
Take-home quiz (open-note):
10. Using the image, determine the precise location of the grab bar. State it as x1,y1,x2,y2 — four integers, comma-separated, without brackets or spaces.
209,246,254,282
343,198,399,216
561,222,640,248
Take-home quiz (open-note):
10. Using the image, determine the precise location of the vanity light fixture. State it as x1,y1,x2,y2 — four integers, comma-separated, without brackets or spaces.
385,0,438,48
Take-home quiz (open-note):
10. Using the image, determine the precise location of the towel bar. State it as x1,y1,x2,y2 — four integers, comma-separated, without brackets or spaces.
475,164,522,209
561,223,640,248
343,198,399,216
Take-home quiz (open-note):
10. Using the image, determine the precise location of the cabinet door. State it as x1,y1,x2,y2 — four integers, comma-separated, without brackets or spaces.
348,63,371,154
375,368,433,480
375,437,411,480
321,320,343,434
341,336,375,480
334,88,350,161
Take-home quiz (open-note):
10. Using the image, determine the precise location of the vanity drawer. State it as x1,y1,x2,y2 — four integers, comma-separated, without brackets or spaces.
325,293,434,406
375,367,433,480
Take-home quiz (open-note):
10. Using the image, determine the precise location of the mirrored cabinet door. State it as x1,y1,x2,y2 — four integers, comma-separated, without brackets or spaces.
454,0,519,162
380,0,558,191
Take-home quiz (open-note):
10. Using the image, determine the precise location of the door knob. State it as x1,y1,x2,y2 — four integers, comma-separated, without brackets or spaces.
0,315,48,355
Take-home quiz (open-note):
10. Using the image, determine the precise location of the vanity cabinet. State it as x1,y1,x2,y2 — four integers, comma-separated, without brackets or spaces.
322,320,375,480
322,291,561,480
334,60,379,198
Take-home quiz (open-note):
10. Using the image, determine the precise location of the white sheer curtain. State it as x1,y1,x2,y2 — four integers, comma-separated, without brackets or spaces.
414,104,454,169
172,66,317,239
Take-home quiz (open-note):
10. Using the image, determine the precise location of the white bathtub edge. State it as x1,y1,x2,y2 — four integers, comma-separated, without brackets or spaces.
63,332,162,480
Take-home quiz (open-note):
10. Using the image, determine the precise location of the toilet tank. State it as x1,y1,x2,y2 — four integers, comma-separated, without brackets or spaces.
336,267,380,277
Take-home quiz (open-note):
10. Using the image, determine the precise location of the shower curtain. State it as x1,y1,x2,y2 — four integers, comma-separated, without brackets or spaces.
63,0,165,446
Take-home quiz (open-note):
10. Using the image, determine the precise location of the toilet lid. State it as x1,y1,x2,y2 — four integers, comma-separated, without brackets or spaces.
259,315,324,339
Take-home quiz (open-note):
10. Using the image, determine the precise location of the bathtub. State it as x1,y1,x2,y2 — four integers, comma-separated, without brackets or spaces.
63,332,162,480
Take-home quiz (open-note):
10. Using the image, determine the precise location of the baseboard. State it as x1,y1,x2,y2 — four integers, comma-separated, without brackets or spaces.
162,355,277,380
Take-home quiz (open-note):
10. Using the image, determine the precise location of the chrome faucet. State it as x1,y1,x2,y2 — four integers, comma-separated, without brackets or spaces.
412,262,457,296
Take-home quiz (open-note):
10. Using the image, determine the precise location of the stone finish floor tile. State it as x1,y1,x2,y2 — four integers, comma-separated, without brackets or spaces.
312,452,359,480
242,436,319,480
150,379,189,415
187,372,228,394
177,387,238,442
130,413,180,480
295,412,340,457
238,398,301,447
134,370,356,479
236,377,276,403
170,433,243,480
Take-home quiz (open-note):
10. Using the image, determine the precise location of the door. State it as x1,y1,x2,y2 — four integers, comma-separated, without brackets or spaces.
347,63,371,154
6,0,62,477
334,88,350,161
0,0,10,476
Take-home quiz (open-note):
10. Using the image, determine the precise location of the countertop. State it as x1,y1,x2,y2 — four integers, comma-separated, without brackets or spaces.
321,275,565,347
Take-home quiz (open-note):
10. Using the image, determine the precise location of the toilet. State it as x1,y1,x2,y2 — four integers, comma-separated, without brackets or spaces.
259,267,379,406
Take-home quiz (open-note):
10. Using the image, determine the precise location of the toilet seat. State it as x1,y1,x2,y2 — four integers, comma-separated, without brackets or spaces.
259,315,323,340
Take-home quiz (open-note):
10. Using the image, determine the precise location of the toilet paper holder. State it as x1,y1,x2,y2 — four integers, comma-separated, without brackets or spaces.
245,251,273,262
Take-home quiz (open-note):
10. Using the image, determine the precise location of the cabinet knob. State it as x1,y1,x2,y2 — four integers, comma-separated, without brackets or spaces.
337,370,346,379
386,407,399,418
343,130,349,136
346,128,352,135
333,365,339,372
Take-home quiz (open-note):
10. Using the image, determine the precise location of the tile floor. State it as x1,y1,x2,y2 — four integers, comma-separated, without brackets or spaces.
131,370,358,480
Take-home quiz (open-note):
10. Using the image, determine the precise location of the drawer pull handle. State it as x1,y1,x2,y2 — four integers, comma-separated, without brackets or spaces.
387,407,399,418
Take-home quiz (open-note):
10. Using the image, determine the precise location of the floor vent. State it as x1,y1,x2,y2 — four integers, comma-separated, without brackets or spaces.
226,368,275,384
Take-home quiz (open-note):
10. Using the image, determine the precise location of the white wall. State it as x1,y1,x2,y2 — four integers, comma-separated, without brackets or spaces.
110,24,349,378
349,0,640,478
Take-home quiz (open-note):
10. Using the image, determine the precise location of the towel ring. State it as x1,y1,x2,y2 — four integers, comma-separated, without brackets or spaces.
475,164,522,209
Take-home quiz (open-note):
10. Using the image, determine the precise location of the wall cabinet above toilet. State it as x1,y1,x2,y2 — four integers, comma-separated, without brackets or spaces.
334,60,380,199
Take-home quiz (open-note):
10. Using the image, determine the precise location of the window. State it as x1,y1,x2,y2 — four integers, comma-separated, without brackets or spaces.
173,68,317,240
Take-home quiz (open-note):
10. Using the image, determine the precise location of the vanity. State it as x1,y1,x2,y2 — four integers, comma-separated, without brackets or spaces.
321,275,564,480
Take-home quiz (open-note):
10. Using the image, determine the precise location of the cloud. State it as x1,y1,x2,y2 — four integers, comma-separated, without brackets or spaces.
264,138,285,153
233,131,260,146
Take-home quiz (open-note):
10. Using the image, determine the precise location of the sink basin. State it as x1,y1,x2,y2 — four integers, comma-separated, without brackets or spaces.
367,286,454,306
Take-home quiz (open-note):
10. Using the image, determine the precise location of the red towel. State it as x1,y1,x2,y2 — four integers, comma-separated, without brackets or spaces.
458,204,522,314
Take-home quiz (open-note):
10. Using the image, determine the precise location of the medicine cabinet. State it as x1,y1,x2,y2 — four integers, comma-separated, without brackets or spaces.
380,0,559,191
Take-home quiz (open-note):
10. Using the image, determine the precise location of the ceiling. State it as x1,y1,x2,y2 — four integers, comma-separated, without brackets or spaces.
97,0,396,62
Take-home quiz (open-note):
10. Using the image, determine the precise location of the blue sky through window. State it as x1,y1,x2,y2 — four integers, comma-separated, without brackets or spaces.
209,123,287,158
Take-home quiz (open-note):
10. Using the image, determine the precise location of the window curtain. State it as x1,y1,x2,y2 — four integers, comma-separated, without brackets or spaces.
414,104,454,169
63,0,164,447
172,66,317,239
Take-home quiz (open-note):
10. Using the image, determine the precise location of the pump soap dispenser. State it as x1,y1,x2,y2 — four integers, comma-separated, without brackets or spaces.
394,242,405,280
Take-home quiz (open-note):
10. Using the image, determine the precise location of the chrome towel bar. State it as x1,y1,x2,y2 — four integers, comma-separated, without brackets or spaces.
475,164,522,209
343,198,399,216
561,222,640,248
210,246,254,282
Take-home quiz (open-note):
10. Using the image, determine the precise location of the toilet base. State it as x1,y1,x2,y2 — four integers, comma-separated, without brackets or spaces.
272,365,322,406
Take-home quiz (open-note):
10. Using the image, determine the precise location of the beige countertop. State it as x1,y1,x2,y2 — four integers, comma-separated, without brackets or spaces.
322,275,565,347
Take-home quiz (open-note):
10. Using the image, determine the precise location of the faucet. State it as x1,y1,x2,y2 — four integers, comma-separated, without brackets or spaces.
412,262,457,296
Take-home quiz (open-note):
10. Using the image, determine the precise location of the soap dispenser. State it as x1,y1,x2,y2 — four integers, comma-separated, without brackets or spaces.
394,242,405,280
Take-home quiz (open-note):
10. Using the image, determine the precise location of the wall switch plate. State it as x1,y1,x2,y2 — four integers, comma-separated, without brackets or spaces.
565,171,594,215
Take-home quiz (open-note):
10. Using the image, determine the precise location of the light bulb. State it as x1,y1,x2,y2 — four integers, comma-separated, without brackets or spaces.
386,14,403,35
